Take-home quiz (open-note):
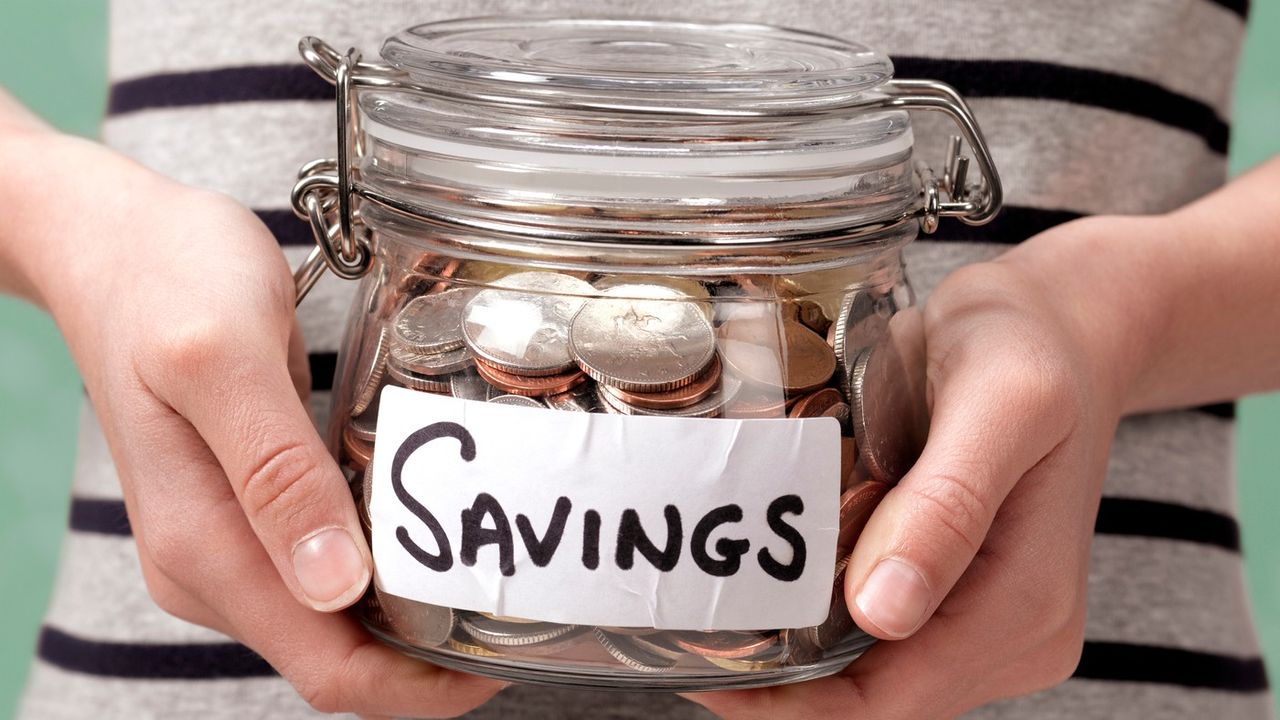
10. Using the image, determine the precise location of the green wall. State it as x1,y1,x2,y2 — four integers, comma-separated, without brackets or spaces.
0,1,1277,717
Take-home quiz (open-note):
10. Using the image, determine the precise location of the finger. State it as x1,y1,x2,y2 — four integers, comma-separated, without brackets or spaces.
144,308,370,612
123,400,504,717
845,324,1074,640
287,314,311,406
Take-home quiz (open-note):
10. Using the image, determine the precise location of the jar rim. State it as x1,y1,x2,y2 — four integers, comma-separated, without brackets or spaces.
380,16,895,116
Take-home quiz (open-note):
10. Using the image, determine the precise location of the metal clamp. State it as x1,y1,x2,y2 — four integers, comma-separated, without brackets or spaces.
290,37,1003,303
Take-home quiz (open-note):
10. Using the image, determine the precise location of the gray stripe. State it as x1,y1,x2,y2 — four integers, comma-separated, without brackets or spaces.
101,99,1225,218
1086,536,1262,656
106,0,1243,116
43,533,228,644
19,663,322,720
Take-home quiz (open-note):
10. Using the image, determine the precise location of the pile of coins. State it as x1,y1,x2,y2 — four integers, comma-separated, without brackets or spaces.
339,263,927,676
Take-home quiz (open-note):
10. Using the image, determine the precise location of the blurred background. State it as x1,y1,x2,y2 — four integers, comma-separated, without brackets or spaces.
1,1,1277,717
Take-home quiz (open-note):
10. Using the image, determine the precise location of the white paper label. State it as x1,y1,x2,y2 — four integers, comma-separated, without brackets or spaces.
370,386,840,630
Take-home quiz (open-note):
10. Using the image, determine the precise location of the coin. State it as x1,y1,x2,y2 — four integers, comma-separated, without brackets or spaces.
393,289,475,354
447,634,501,658
603,355,722,410
840,436,858,489
592,629,680,672
349,406,377,443
487,394,546,409
833,288,891,392
458,614,580,647
388,344,473,377
837,479,890,557
850,308,929,485
672,631,778,660
462,272,595,376
596,375,741,419
569,284,716,393
474,358,588,398
788,388,845,419
342,424,373,469
703,652,786,672
351,326,389,417
720,318,835,393
385,359,452,394
449,368,498,401
376,589,455,648
544,389,598,412
626,633,687,662
722,384,788,419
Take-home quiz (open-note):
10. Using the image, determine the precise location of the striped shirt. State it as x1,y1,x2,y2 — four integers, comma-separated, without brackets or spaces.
19,0,1272,717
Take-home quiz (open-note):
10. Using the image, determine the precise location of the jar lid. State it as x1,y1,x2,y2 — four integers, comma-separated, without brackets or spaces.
380,17,894,116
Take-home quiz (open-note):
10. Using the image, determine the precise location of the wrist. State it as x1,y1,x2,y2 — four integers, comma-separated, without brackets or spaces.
0,131,180,312
997,214,1180,417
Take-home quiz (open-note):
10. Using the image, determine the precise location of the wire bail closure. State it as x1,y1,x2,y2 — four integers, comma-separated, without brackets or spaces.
290,36,1003,304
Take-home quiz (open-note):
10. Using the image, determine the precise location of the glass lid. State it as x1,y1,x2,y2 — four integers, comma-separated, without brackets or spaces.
380,16,895,114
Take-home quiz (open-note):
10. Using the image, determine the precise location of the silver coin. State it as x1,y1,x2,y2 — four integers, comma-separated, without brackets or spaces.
376,588,455,648
349,404,378,442
544,389,598,413
386,358,452,393
487,394,546,409
449,367,498,401
626,633,687,663
832,289,890,393
849,308,929,485
592,628,680,672
458,614,579,647
351,326,390,417
569,284,716,393
393,289,475,355
597,375,742,419
389,344,473,377
462,272,595,376
497,626,592,657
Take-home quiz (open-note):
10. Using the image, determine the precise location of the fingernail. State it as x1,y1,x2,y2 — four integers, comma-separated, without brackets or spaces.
855,558,932,639
292,527,369,610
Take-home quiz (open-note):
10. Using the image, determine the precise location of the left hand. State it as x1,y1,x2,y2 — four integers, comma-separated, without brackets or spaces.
687,216,1159,718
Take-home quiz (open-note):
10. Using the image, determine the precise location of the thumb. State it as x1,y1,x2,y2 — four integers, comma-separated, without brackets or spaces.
149,316,371,612
845,340,1071,640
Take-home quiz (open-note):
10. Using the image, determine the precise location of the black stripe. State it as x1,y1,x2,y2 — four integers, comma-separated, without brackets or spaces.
107,65,330,116
106,60,1227,153
310,352,338,393
1095,497,1240,552
1075,641,1267,691
928,206,1083,244
892,57,1228,154
255,209,312,247
68,498,132,536
69,493,1241,558
1206,0,1249,20
1195,401,1237,420
38,626,275,680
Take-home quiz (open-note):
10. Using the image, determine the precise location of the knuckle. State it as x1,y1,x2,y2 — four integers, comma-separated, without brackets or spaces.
902,469,996,556
152,319,232,378
297,673,347,715
238,438,327,528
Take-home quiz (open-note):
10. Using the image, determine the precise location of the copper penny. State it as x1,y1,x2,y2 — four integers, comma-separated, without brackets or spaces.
604,355,722,410
837,479,890,557
719,317,835,393
787,387,844,418
474,358,588,397
672,631,778,660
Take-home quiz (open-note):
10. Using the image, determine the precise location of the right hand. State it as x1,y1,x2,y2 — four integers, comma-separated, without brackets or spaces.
17,134,504,718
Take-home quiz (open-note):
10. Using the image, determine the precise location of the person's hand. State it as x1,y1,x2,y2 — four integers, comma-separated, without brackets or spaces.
687,215,1166,718
12,134,504,718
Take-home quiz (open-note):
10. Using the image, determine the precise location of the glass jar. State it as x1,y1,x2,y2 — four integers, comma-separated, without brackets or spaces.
290,17,1001,692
